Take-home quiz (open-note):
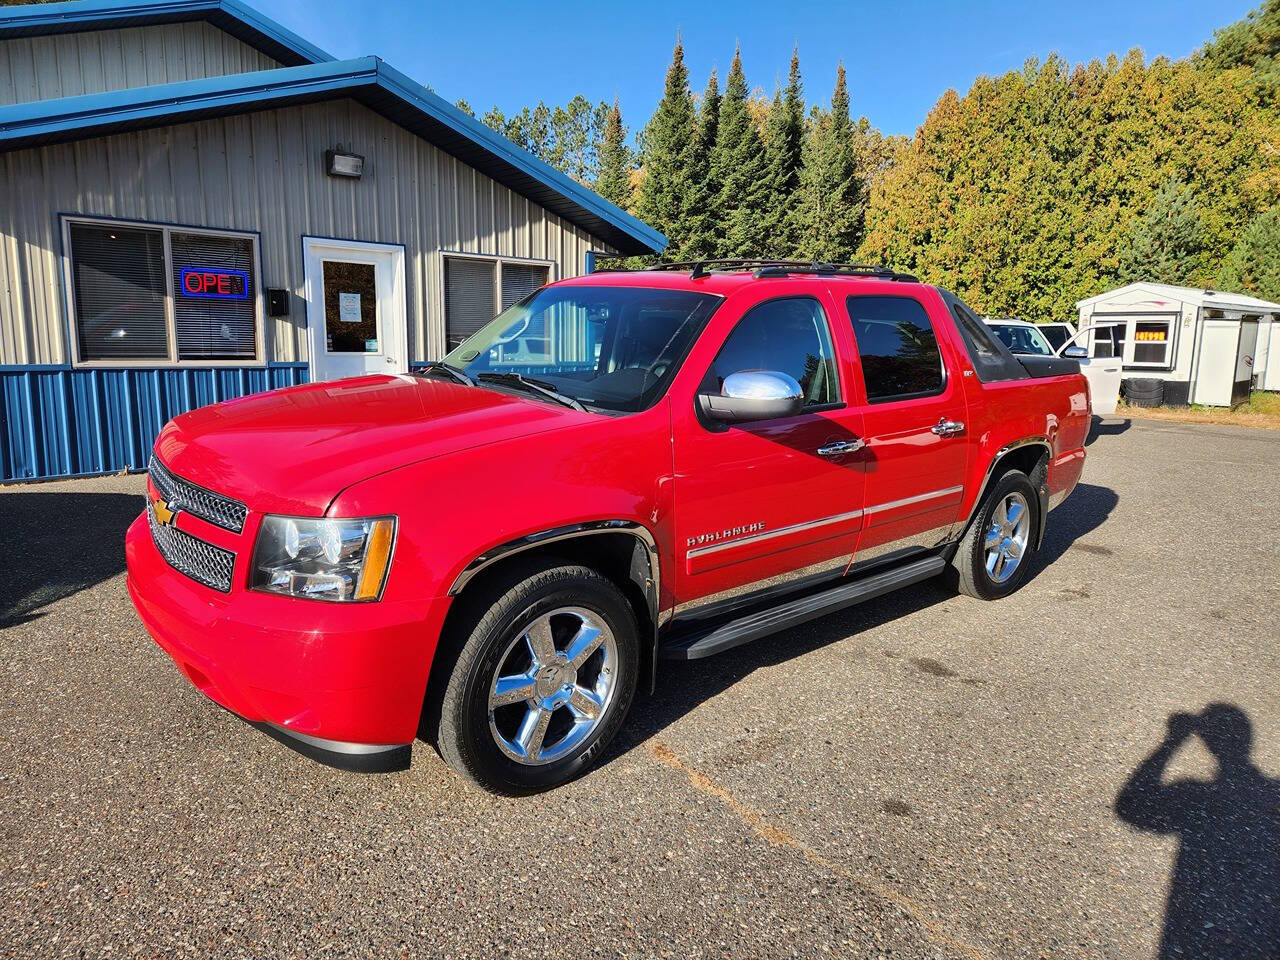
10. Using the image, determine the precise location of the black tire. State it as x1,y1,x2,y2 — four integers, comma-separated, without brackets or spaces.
1127,394,1164,408
1124,377,1162,394
1122,378,1164,406
435,562,639,794
951,470,1041,600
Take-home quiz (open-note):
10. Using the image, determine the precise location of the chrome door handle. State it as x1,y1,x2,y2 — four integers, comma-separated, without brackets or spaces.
931,418,965,437
816,439,865,457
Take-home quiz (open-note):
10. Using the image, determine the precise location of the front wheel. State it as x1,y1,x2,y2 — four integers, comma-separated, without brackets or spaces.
951,470,1041,600
436,563,639,794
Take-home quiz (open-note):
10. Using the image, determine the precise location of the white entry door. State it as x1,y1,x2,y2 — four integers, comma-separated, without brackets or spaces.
303,237,408,382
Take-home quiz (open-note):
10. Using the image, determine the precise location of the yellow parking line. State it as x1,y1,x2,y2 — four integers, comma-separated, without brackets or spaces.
650,741,990,960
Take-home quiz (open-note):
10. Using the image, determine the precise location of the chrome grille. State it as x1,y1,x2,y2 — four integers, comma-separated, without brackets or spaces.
148,455,248,533
147,501,236,593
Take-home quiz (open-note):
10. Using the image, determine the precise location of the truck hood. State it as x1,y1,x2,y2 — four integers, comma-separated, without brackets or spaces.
154,374,586,515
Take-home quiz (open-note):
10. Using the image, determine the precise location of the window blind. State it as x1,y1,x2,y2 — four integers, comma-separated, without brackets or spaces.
445,257,497,349
500,262,549,310
69,223,168,360
170,231,257,359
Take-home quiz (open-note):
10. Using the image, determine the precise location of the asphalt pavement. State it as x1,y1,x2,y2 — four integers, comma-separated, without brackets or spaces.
1,416,1278,959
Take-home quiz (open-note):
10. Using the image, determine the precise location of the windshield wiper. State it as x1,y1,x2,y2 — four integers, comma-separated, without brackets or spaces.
476,372,587,412
415,361,475,387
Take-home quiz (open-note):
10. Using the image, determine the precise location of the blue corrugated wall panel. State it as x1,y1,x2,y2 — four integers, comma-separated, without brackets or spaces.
0,364,309,482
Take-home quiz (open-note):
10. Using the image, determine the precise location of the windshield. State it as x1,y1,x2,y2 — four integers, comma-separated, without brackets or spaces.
989,324,1054,357
441,285,721,412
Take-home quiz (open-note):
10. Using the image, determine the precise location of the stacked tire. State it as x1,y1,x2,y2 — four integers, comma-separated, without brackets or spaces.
1123,377,1164,408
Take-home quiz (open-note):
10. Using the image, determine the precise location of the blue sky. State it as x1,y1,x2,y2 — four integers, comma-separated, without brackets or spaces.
257,0,1255,138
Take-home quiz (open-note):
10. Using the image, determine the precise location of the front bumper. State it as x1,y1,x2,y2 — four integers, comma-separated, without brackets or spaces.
125,513,449,772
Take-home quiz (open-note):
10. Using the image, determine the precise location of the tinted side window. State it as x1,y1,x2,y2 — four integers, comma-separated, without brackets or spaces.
703,297,839,408
847,296,944,402
1039,325,1070,351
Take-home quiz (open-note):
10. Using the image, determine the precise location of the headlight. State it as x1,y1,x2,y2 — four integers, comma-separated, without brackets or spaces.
251,515,396,602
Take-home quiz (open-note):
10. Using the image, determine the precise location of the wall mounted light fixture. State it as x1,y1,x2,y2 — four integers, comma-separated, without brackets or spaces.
325,149,364,179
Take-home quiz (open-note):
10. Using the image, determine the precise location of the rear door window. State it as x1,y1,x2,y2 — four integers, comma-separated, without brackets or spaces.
846,295,945,402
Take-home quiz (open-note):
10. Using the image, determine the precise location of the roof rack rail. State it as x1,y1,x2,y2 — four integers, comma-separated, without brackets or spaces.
748,261,919,282
590,256,917,282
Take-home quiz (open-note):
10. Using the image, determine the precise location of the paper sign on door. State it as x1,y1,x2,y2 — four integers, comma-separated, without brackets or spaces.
338,292,361,324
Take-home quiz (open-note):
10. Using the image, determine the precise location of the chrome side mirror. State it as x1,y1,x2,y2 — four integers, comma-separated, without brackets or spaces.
1063,345,1088,359
697,370,804,423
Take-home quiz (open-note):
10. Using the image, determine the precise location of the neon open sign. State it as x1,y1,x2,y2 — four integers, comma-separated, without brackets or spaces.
180,267,250,300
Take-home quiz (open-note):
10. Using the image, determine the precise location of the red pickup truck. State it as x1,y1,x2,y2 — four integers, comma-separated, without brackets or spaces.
126,261,1090,793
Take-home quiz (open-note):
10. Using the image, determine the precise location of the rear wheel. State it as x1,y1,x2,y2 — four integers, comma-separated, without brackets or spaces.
436,563,639,794
952,470,1040,600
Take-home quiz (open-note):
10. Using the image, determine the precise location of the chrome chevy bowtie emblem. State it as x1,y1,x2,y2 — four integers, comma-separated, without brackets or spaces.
151,493,177,526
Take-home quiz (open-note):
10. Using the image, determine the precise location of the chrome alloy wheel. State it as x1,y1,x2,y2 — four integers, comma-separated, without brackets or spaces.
487,607,618,765
984,491,1031,583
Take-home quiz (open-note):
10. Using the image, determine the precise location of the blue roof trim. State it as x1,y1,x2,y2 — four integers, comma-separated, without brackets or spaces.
0,58,374,131
0,57,666,254
0,0,333,67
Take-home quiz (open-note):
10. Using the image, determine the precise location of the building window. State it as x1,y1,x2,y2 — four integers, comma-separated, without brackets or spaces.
1090,324,1123,359
170,231,258,360
443,254,550,351
64,216,261,365
68,223,169,361
1128,318,1175,368
848,295,945,402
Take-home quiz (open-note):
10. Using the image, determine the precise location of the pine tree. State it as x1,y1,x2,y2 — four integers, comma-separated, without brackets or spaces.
1119,179,1210,285
798,63,862,262
710,47,769,258
596,98,633,210
679,70,722,260
1200,0,1280,76
636,38,696,255
549,95,600,185
762,47,806,256
480,106,506,135
1219,205,1280,302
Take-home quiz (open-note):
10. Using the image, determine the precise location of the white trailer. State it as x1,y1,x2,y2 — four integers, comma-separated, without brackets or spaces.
1075,282,1280,407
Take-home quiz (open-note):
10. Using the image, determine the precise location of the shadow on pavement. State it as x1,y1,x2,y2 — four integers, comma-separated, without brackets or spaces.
1116,704,1280,959
1034,482,1119,568
1088,416,1132,445
613,480,1119,760
0,491,145,629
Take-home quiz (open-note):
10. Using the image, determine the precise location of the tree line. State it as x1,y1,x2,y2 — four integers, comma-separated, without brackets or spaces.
458,42,897,266
460,0,1280,319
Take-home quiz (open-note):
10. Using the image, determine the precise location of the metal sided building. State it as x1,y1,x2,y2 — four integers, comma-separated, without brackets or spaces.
1075,282,1280,408
0,0,665,483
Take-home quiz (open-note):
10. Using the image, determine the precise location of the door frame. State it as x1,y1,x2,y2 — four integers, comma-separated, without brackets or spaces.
302,236,408,382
